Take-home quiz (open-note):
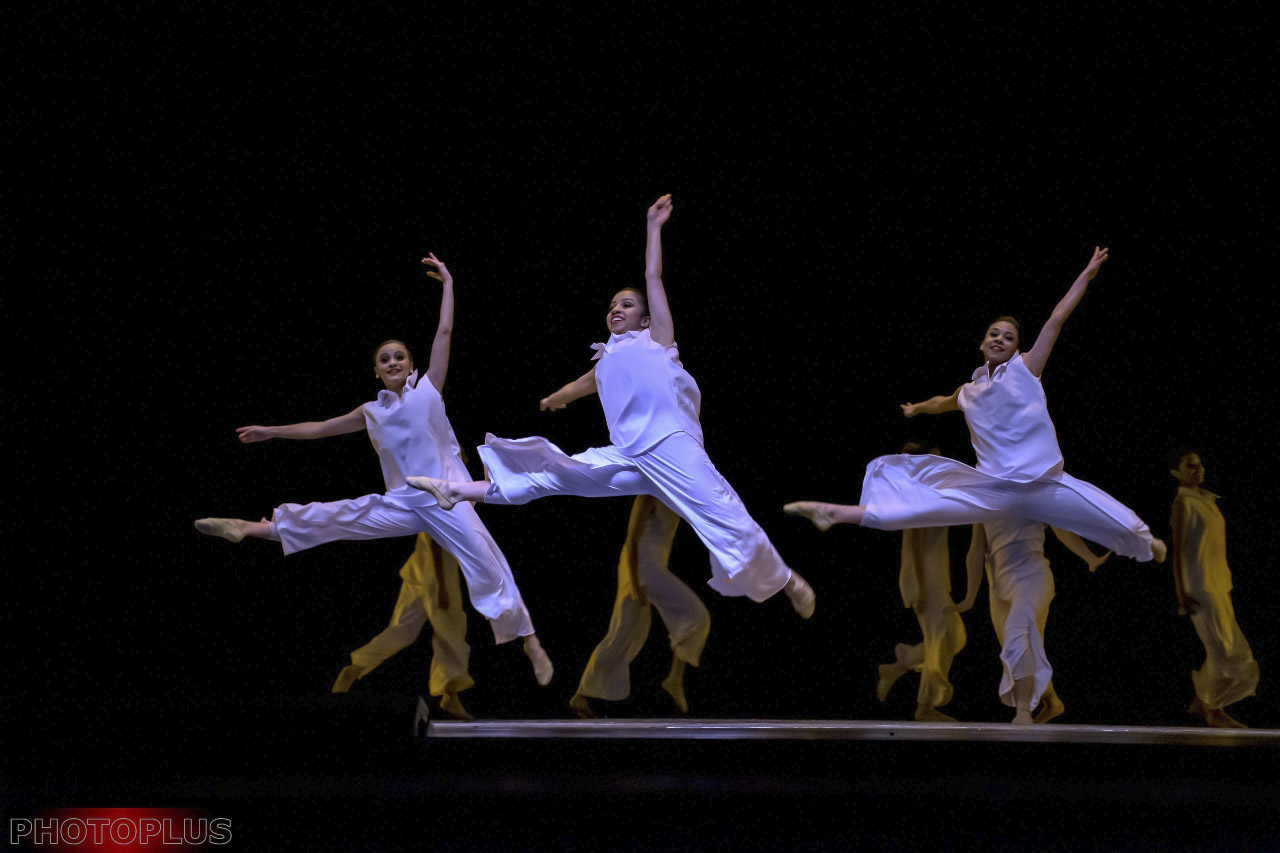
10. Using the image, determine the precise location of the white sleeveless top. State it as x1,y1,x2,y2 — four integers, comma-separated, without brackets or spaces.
363,371,470,508
591,328,703,455
957,353,1063,482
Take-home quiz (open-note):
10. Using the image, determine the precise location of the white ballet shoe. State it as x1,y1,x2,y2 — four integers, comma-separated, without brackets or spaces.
783,502,834,532
785,572,816,619
524,639,554,686
194,518,247,543
407,476,457,510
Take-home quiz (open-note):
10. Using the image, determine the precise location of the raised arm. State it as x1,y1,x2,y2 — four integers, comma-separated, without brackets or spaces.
949,523,987,614
540,366,599,411
1049,526,1112,573
422,253,455,393
1021,246,1109,377
644,194,675,347
900,386,963,418
236,406,366,443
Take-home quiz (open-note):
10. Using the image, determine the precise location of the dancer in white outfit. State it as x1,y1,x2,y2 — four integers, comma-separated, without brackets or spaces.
570,494,710,719
409,195,815,618
955,519,1109,724
1169,450,1258,728
784,247,1167,567
332,532,478,721
195,254,553,685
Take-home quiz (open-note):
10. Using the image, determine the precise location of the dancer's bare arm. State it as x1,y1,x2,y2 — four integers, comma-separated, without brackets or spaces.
1022,246,1109,377
1049,526,1112,573
422,253,455,393
236,406,366,443
901,387,963,418
645,194,675,347
949,524,987,613
540,367,598,411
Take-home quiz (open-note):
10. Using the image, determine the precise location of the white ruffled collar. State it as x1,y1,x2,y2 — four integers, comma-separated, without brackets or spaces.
590,328,650,360
375,369,420,407
972,351,1023,382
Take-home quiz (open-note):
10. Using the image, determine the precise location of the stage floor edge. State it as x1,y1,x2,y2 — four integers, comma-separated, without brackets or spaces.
421,710,1279,747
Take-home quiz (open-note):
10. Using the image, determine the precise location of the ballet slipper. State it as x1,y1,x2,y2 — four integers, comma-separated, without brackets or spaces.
914,705,957,723
782,502,835,532
194,518,248,543
331,664,365,694
439,691,475,722
524,637,554,686
1150,538,1168,563
1034,692,1065,724
876,663,906,702
784,571,816,619
569,692,595,719
1205,708,1248,729
1011,709,1035,725
1187,697,1207,718
661,670,690,714
406,477,457,510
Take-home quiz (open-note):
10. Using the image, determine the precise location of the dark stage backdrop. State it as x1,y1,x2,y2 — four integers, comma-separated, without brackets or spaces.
11,4,1276,728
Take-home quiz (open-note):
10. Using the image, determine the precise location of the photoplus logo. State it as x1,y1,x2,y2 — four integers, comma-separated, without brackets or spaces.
9,809,231,851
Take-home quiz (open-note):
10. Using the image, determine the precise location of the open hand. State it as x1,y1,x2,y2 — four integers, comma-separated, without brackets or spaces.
421,252,450,283
1085,246,1109,276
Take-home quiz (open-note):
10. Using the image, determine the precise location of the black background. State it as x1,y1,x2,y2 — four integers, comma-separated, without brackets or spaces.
11,3,1277,733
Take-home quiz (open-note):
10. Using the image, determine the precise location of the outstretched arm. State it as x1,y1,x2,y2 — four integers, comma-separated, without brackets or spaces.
1021,246,1109,377
540,366,598,411
901,386,963,418
236,406,366,443
1049,526,1112,573
422,253,455,393
645,194,675,347
949,524,987,614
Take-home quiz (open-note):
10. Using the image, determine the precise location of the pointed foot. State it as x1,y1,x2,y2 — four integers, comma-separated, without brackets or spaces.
569,693,595,719
915,705,958,723
439,691,475,722
783,502,835,531
1034,694,1065,724
876,663,905,702
524,637,553,686
784,571,816,619
406,477,457,510
661,673,690,714
194,517,248,543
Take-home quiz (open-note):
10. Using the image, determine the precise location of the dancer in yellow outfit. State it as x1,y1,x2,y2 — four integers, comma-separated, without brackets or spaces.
332,532,477,721
875,446,967,722
1170,449,1258,728
570,495,711,719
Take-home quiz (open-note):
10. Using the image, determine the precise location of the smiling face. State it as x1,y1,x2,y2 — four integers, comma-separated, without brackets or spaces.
606,289,650,335
1172,452,1206,488
374,341,414,390
980,320,1020,366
